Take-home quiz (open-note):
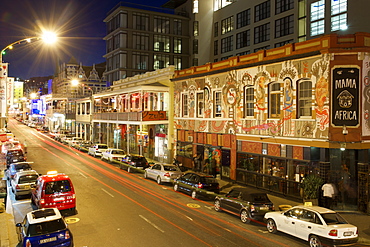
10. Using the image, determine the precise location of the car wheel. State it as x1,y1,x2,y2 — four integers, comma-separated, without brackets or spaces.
266,219,277,233
309,235,322,247
157,176,162,185
144,172,148,179
240,210,251,223
214,199,222,212
174,183,179,191
191,190,197,199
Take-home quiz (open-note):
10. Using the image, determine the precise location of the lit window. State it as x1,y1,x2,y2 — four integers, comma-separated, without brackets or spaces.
311,20,324,36
182,94,189,117
197,92,204,117
331,13,347,31
193,0,199,13
214,91,222,117
311,0,325,21
331,0,347,15
244,87,254,117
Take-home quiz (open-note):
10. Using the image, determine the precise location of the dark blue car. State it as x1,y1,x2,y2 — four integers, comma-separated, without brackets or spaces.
16,208,73,247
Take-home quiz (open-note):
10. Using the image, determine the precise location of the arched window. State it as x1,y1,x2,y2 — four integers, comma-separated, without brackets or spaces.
269,81,281,118
298,79,312,117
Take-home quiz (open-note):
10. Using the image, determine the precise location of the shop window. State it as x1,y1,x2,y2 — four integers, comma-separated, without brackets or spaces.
214,91,222,117
269,81,281,118
298,79,312,117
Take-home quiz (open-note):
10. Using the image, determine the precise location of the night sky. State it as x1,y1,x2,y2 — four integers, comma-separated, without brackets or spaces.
0,0,170,80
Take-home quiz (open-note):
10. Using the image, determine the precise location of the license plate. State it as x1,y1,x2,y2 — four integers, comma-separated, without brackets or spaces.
260,206,269,210
53,197,65,201
344,231,353,236
39,237,57,244
24,185,30,189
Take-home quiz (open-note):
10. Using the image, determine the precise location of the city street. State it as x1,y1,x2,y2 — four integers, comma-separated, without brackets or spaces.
5,119,313,247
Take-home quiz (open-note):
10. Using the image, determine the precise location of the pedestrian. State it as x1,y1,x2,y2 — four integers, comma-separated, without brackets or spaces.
322,182,338,209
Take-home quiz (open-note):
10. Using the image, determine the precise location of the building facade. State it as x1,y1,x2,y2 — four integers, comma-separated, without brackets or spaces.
173,32,370,212
103,2,190,83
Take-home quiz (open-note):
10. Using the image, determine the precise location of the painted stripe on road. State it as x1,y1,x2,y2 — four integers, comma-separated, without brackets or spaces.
79,172,88,178
101,188,114,197
139,215,164,233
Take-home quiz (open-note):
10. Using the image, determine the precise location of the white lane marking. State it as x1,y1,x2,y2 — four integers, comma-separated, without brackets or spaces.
139,215,164,233
185,216,193,221
258,229,269,234
13,200,31,205
79,172,88,178
204,205,213,210
101,188,114,197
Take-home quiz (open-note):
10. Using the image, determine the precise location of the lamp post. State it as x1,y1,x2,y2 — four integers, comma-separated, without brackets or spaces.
0,31,57,129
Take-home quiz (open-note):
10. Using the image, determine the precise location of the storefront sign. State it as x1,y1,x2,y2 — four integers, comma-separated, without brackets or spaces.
142,111,167,121
332,67,359,127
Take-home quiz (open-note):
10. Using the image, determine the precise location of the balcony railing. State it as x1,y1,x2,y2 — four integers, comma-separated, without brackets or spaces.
92,111,168,122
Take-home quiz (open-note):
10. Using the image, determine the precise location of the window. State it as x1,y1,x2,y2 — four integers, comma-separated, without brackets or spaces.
174,19,182,35
254,23,270,44
214,40,218,55
133,33,149,50
133,13,149,31
275,40,293,48
214,22,219,37
154,16,170,33
275,0,294,14
255,1,271,22
221,36,233,53
174,56,182,70
331,0,347,31
236,51,250,56
174,38,182,53
275,15,294,38
298,79,312,117
214,91,222,117
193,21,199,36
244,87,254,117
132,53,148,70
193,58,198,66
182,94,189,117
153,55,169,70
310,0,325,36
221,16,234,35
269,82,281,118
193,0,199,13
236,30,250,49
154,35,170,52
254,45,270,52
197,92,204,117
193,39,198,54
237,9,250,29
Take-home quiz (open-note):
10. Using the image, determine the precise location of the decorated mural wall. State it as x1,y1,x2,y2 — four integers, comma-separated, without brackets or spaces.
174,54,331,140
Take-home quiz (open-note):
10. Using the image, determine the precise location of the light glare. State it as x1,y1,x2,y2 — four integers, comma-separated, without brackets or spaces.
42,31,57,44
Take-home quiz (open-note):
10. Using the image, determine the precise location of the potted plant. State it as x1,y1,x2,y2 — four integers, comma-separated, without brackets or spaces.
301,174,323,206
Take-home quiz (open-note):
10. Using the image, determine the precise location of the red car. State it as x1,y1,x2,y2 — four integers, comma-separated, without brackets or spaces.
31,171,76,215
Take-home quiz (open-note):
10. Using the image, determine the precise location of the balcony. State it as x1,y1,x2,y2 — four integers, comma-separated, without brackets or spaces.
93,111,168,122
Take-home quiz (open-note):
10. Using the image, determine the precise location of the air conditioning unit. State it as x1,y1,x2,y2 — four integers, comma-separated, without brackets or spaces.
188,136,193,142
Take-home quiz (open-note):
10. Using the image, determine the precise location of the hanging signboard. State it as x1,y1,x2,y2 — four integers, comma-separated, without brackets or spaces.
331,66,359,127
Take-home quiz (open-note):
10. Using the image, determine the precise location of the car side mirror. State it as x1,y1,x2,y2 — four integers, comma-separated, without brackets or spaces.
15,223,22,227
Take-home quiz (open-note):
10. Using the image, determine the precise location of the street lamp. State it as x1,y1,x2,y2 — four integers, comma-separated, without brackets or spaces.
0,31,57,128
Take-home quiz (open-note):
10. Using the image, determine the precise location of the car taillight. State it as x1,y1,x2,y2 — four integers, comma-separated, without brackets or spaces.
16,185,20,189
197,183,203,189
271,205,275,211
329,229,338,236
164,172,170,177
65,230,71,239
250,205,255,212
40,199,45,204
26,239,31,247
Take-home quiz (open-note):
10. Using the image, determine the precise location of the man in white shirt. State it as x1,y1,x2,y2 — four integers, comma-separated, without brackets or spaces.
322,182,338,209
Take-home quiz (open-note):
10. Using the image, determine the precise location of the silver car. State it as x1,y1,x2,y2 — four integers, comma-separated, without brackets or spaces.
144,164,183,184
11,170,39,200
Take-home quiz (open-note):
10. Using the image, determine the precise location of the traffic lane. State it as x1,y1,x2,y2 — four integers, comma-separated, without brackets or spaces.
7,121,305,246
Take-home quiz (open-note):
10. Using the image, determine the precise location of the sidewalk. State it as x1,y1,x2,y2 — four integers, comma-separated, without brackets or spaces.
217,178,370,245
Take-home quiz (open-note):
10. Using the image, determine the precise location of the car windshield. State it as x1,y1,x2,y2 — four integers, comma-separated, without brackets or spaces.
321,213,348,225
8,150,23,156
45,180,71,194
112,150,124,155
98,145,108,149
132,157,146,162
164,166,179,171
15,164,31,171
28,219,66,236
19,175,38,184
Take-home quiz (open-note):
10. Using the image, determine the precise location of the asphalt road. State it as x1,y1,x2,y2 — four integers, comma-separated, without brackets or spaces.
8,119,308,247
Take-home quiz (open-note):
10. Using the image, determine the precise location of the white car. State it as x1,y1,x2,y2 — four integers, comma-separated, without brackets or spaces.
11,170,39,200
264,205,358,247
69,137,83,147
101,148,125,162
88,144,109,157
144,164,183,184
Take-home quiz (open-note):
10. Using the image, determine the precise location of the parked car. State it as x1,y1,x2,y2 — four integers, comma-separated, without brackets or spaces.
144,163,183,184
6,162,33,181
11,170,39,200
2,140,21,154
69,137,83,147
6,148,26,165
16,208,73,247
121,154,149,173
75,140,93,152
39,126,49,133
31,171,76,214
88,144,109,157
214,187,274,223
173,172,220,199
264,205,358,247
101,148,125,162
